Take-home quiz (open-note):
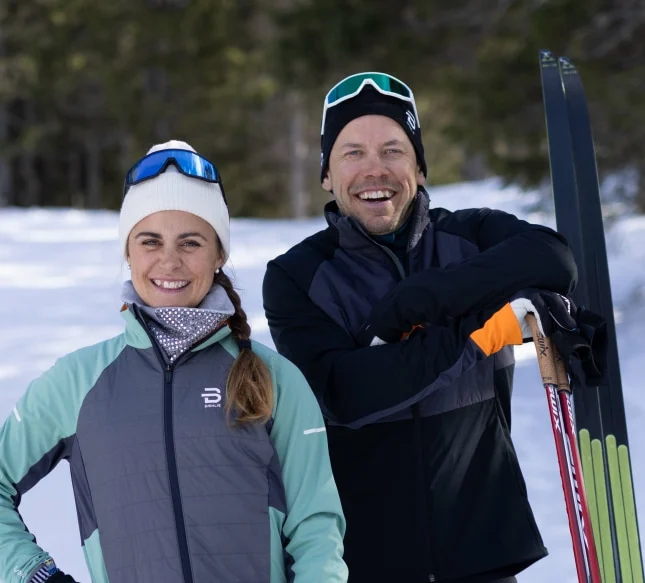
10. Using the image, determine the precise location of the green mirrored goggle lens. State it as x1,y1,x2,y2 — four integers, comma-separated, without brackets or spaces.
325,73,412,105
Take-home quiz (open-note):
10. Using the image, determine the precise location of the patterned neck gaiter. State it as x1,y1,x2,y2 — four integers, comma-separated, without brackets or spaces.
121,280,235,362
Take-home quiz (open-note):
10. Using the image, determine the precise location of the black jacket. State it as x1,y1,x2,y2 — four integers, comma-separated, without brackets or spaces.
263,190,577,583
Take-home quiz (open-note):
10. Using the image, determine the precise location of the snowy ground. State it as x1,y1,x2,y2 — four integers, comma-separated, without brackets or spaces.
0,179,643,583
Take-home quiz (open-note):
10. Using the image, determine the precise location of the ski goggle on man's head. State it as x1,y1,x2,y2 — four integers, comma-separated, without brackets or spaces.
123,149,226,204
321,72,421,134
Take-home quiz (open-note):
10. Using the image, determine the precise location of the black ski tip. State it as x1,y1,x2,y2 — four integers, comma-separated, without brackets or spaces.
539,50,557,68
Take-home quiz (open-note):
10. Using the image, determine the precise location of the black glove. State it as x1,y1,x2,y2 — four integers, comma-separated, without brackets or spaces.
510,288,578,338
510,288,607,384
48,571,80,583
356,316,408,346
553,305,607,384
354,269,455,346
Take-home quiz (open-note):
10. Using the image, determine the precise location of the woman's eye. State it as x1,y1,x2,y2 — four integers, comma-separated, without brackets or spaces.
384,148,403,155
182,240,201,247
142,239,159,247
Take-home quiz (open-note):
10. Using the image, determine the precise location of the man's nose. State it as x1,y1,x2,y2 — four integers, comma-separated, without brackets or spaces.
359,151,390,178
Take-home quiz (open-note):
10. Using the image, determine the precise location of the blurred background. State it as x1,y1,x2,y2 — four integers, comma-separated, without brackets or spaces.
2,0,645,217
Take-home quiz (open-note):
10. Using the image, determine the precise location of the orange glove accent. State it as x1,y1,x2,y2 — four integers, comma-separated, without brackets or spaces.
470,303,523,356
401,324,424,340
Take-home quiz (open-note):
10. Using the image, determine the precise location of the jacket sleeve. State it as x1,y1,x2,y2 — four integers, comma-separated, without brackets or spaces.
363,208,578,336
263,259,520,428
0,359,77,583
0,339,121,583
268,354,348,583
455,206,577,298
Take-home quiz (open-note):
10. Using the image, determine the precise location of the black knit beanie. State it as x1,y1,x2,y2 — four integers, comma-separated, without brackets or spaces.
320,85,427,182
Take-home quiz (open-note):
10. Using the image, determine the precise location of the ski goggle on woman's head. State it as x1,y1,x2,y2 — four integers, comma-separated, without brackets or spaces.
123,149,227,205
321,72,421,135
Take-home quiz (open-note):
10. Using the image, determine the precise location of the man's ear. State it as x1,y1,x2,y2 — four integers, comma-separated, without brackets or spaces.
322,172,333,193
417,166,425,186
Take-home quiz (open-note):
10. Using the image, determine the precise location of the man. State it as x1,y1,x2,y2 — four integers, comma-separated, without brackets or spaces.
263,73,578,583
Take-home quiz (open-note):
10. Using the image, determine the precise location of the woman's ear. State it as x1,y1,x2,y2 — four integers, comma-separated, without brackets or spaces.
215,249,225,273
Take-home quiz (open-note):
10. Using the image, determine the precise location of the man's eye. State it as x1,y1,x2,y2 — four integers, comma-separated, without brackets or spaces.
345,150,362,157
384,148,403,155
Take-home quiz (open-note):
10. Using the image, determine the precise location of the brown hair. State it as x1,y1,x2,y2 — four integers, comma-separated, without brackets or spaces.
214,270,273,425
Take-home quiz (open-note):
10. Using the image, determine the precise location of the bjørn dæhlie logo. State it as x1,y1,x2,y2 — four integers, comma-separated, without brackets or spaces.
201,387,222,408
405,110,416,132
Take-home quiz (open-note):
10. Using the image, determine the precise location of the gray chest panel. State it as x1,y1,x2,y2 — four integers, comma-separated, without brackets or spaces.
75,344,277,583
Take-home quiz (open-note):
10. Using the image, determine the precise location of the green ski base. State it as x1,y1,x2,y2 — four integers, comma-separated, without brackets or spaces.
580,429,643,582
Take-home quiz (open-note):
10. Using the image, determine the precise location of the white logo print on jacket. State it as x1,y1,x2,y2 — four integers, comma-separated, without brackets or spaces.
201,387,222,408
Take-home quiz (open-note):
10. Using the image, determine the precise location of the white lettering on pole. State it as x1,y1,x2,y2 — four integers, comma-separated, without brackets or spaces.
548,386,561,432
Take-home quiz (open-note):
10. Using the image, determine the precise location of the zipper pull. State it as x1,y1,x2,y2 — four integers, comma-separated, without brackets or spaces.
165,366,172,383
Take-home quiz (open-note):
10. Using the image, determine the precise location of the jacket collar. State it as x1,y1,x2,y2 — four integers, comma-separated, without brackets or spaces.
120,307,233,352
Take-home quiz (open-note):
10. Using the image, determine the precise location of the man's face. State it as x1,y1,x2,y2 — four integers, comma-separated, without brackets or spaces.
322,114,425,235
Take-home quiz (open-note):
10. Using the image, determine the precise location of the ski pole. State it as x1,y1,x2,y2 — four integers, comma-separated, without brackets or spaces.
527,314,602,583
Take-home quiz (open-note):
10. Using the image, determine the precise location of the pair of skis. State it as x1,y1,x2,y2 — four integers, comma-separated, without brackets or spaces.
537,51,643,582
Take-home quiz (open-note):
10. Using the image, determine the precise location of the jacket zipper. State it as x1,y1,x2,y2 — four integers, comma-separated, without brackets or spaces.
377,243,407,279
352,229,437,580
349,218,407,279
412,403,436,581
162,363,194,583
133,306,194,583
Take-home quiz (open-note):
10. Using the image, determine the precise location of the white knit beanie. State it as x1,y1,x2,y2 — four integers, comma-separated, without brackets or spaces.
119,139,230,261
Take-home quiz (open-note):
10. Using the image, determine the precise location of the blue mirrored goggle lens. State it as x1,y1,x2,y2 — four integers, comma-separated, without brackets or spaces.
325,73,412,105
125,149,219,186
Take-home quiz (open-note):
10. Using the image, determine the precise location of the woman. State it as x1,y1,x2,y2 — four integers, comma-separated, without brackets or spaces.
0,141,348,583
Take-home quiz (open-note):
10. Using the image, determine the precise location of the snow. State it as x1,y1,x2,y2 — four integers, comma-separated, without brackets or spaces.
0,178,643,583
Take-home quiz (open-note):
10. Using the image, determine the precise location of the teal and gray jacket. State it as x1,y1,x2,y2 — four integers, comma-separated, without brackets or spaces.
0,309,347,583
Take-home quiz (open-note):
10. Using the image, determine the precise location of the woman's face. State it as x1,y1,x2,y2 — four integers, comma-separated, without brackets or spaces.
127,211,223,308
